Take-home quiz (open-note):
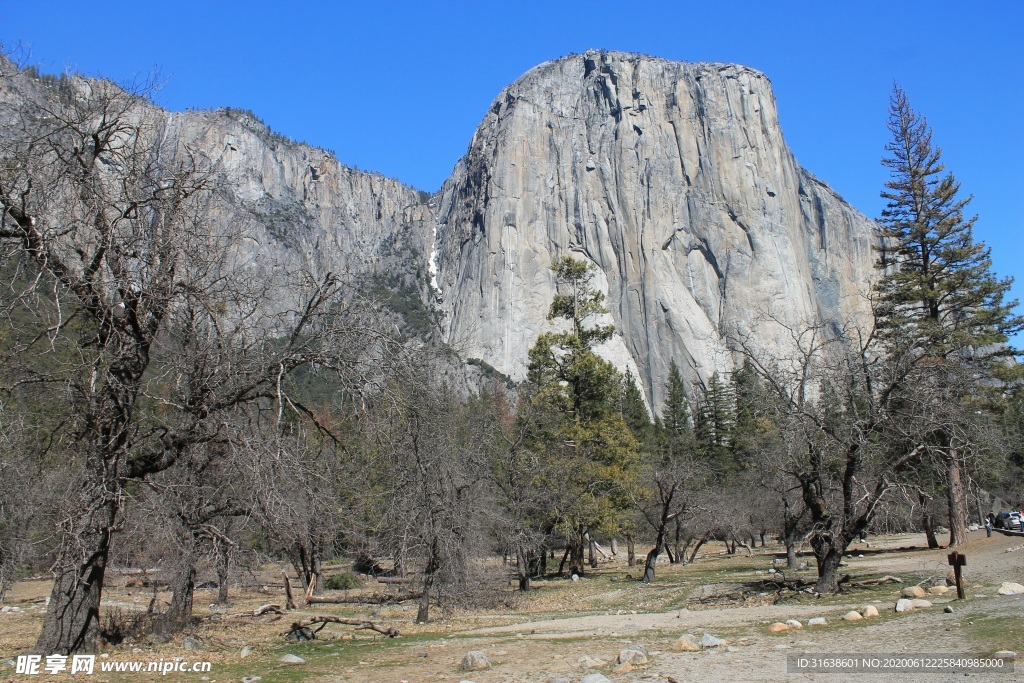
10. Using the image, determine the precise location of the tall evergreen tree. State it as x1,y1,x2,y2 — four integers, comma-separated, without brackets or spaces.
876,85,1023,546
662,360,691,436
526,257,641,574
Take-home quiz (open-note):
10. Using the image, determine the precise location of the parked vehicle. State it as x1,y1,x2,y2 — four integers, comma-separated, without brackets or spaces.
995,511,1023,531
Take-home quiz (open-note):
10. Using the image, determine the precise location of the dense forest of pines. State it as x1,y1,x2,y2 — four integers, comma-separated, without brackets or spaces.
1,60,1022,656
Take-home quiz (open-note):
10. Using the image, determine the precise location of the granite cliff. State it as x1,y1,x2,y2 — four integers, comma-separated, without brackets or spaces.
433,50,880,409
2,50,880,410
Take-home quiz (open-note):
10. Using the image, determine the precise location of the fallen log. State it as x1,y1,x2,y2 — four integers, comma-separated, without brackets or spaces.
227,604,283,618
284,616,400,639
306,591,423,605
375,576,413,585
850,575,903,587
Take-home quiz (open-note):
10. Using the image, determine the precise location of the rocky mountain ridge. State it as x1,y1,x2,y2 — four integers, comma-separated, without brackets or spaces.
1,50,881,411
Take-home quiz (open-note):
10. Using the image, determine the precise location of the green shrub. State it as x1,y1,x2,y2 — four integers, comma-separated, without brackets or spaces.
324,572,362,590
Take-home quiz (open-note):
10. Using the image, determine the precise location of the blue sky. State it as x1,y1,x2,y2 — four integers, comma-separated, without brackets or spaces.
3,1,1022,323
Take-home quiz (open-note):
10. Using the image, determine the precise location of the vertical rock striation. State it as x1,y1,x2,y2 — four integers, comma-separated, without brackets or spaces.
433,50,879,409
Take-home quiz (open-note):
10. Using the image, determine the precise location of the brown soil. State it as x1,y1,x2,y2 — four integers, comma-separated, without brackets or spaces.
1,530,1022,682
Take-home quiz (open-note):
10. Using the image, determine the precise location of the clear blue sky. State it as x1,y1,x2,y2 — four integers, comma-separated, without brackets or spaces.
3,1,1022,325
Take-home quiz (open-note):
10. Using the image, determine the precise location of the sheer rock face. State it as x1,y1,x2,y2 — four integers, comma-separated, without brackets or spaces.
2,52,880,410
162,108,433,286
432,50,880,409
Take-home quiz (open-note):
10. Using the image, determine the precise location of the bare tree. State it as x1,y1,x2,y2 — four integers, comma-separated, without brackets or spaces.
0,65,377,653
736,313,928,592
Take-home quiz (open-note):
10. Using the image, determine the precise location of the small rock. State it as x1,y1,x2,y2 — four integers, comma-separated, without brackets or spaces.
701,633,726,648
842,611,863,621
772,644,791,650
944,606,954,613
182,636,205,651
279,654,305,664
927,585,949,595
240,646,252,658
807,617,827,626
997,582,1024,595
460,651,491,671
613,661,634,673
994,651,1018,661
570,574,580,582
578,655,605,668
909,599,932,609
858,605,879,618
901,586,927,599
580,675,611,683
895,598,915,612
241,677,262,683
785,619,803,629
550,679,571,683
674,634,700,652
617,647,648,665
768,622,789,633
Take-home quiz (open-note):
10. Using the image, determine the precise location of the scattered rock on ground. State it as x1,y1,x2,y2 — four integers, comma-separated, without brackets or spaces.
581,675,611,683
944,606,954,613
895,599,914,613
240,646,251,658
994,651,1018,661
808,617,827,626
701,633,727,648
460,651,491,671
997,582,1024,595
909,599,932,609
843,611,863,621
578,655,605,669
674,634,700,652
858,605,879,618
241,677,261,683
279,654,304,664
617,645,648,665
901,586,927,599
768,622,789,633
786,619,803,629
927,585,949,595
182,636,205,651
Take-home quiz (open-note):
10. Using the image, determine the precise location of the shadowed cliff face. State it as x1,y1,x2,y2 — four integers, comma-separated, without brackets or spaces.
433,50,879,409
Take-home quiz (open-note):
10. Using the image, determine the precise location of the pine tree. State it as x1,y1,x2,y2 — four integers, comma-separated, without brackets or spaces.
662,360,691,436
876,85,1023,547
526,256,641,574
876,85,1021,354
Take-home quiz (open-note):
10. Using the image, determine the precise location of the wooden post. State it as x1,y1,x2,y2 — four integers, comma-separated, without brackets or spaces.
947,552,967,600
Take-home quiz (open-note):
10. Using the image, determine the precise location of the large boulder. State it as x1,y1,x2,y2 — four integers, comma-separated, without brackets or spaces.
459,651,491,671
900,586,926,599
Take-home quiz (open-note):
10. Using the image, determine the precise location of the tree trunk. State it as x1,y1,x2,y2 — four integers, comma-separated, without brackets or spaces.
516,547,530,591
946,445,969,548
625,534,636,566
610,538,618,556
569,538,585,576
34,496,118,654
216,541,231,605
416,540,440,623
687,535,707,564
161,536,198,634
920,491,940,549
786,542,798,569
588,538,598,569
813,545,844,593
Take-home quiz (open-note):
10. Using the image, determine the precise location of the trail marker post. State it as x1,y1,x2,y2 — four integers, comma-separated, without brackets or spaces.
947,552,967,600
